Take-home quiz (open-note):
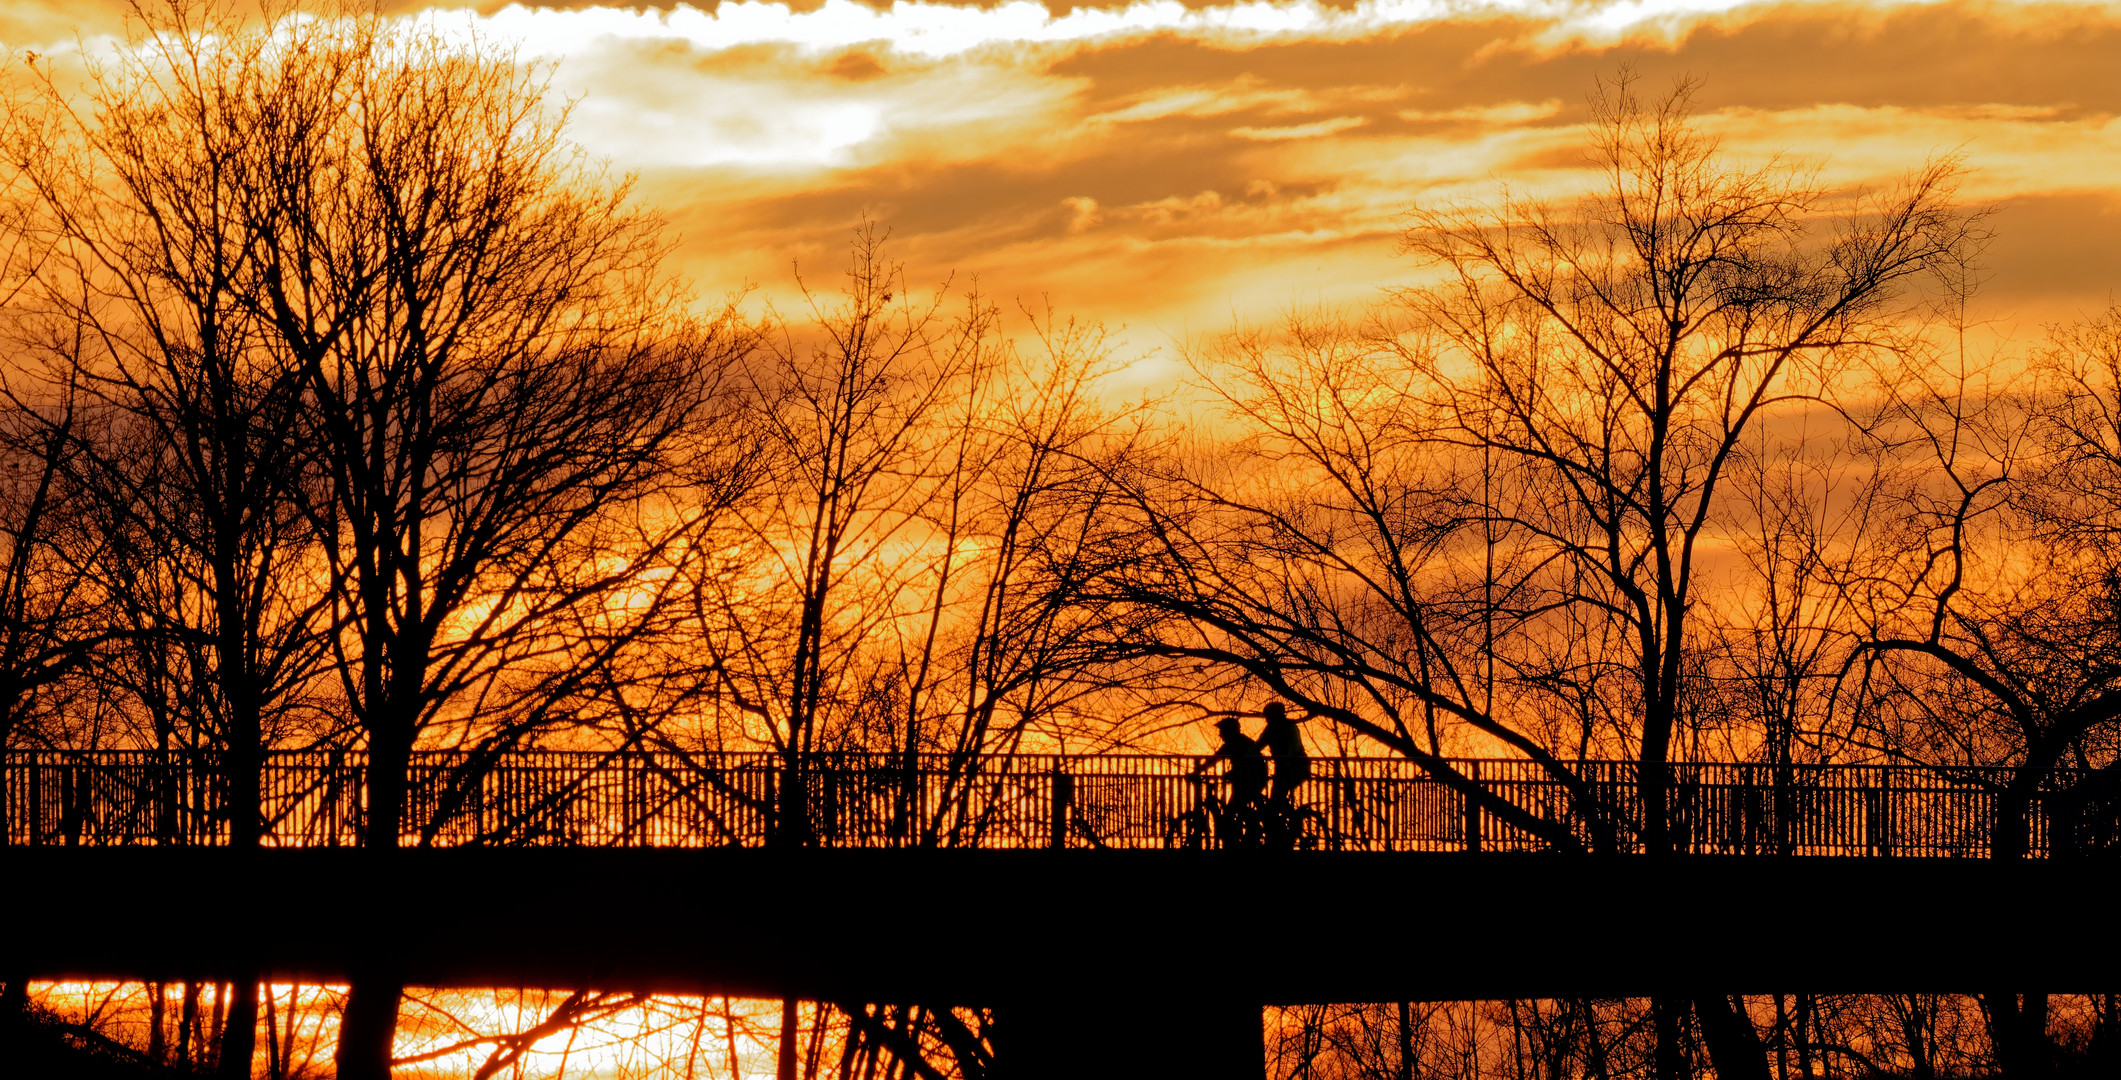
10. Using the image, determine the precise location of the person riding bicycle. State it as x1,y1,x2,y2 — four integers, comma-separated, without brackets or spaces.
1261,702,1311,804
1197,716,1266,845
1259,701,1311,849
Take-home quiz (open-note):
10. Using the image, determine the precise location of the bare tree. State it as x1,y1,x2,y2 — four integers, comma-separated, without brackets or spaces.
660,233,1147,1075
1103,74,1967,821
0,165,119,760
195,17,753,1078
1391,74,1970,851
679,229,983,801
0,10,380,1072
8,7,751,1075
1837,305,2121,1075
1092,73,1975,1079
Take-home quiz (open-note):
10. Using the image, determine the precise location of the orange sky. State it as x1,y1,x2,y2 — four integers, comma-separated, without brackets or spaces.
10,0,2121,384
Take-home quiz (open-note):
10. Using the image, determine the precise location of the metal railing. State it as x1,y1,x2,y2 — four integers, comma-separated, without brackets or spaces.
4,750,2118,855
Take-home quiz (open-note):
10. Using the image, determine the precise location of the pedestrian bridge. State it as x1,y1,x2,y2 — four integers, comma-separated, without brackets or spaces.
6,749,2120,856
8,751,2120,1080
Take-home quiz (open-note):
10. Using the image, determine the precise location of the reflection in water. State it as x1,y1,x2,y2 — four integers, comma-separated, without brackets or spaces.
25,983,2121,1078
29,983,809,1080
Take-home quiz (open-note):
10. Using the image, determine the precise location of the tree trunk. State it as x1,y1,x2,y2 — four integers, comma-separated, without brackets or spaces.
1583,999,1611,1080
149,980,167,1066
1986,990,2017,1075
1641,754,1672,856
777,760,811,848
2096,994,2120,1073
181,979,201,1070
211,980,228,1061
1793,994,1813,1080
2092,994,2119,1074
338,974,403,1080
779,998,801,1080
1397,1001,1414,1080
1986,991,2049,1079
1897,996,1934,1080
226,744,262,850
265,983,282,1080
0,973,28,1060
1995,783,2033,860
363,731,412,851
1652,997,1687,1080
724,996,745,1080
1771,995,1788,1080
216,978,257,1080
339,729,411,1080
1694,996,1771,1080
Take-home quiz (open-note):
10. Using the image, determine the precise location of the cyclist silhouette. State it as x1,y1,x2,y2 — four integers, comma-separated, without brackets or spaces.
1197,716,1266,846
1261,702,1310,804
1259,702,1311,849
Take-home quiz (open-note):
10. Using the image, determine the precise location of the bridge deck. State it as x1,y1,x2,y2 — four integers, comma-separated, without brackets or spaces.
4,847,2111,1003
6,751,2119,856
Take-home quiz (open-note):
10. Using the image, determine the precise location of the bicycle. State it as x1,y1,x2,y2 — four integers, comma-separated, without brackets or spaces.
1256,797,1326,851
1166,785,1271,850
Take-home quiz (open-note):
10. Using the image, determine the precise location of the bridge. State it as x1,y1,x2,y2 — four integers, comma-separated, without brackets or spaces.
6,751,2120,1078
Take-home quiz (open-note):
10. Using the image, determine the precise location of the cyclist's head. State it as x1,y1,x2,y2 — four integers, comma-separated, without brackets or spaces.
1216,717,1243,737
1263,702,1286,723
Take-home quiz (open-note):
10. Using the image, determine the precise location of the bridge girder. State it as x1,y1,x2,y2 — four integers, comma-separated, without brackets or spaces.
1,848,2106,1004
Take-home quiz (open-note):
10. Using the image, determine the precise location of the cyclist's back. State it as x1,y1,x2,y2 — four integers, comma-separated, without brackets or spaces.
1209,717,1266,813
1261,702,1311,801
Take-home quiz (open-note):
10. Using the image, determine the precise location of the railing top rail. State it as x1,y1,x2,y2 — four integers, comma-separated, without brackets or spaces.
8,744,2120,855
2,749,2110,785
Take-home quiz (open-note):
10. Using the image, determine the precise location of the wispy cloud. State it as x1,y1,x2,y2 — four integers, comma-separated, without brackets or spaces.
14,0,2119,342
447,0,2109,61
1230,116,1369,139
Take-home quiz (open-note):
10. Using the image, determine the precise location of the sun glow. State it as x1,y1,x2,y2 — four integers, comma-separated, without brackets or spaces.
27,982,805,1080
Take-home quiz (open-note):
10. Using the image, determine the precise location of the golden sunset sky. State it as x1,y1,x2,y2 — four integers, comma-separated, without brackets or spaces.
10,0,2121,373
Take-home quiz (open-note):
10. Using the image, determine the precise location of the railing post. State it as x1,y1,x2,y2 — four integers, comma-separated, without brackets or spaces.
914,755,929,847
818,760,838,847
1742,764,1757,856
28,756,42,846
1329,761,1343,852
61,758,81,846
154,752,169,846
1463,761,1482,854
1050,763,1072,851
764,762,779,845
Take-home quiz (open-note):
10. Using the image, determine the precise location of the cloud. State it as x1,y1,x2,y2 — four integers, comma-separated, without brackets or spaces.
1230,116,1369,139
1092,81,1324,123
1061,196,1104,232
437,0,2121,64
1398,100,1562,124
12,0,2121,340
588,0,2121,341
559,42,1083,168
